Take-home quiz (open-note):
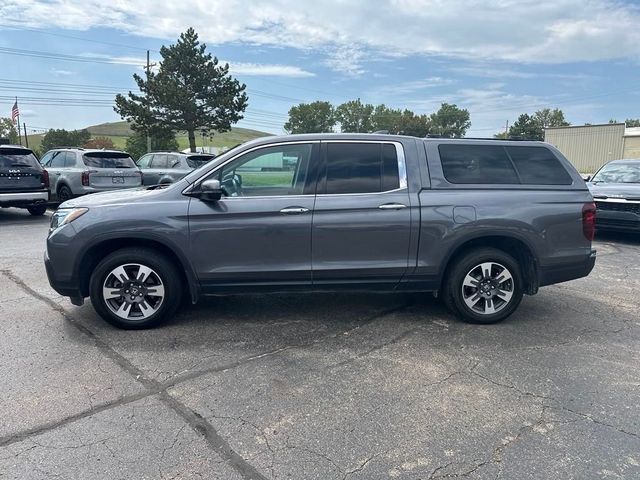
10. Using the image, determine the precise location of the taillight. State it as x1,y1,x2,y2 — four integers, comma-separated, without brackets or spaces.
41,169,50,189
81,171,90,186
582,202,596,241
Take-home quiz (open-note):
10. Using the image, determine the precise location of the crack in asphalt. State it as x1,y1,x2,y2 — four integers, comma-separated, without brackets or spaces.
0,268,412,480
0,269,268,480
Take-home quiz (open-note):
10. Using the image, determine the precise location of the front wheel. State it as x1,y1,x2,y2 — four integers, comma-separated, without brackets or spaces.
89,248,183,329
443,248,523,324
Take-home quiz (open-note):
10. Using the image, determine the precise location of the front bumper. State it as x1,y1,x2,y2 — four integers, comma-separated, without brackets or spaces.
44,249,83,303
595,210,640,232
539,250,597,287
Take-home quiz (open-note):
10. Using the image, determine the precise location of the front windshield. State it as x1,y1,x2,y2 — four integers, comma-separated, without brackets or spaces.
591,162,640,184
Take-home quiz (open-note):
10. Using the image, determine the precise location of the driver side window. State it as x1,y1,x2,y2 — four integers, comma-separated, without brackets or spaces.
218,143,313,197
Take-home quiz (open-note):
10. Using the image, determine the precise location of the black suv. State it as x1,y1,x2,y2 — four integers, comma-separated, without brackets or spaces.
0,145,49,216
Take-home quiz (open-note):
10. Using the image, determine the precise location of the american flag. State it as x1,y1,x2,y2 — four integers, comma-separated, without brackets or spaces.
11,100,19,123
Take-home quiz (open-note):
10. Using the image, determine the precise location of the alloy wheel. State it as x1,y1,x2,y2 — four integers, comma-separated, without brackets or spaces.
461,262,514,315
102,263,165,320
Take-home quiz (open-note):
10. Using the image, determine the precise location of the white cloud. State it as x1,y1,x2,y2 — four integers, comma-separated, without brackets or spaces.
226,62,314,77
2,0,639,69
324,46,368,76
368,77,455,99
50,68,74,76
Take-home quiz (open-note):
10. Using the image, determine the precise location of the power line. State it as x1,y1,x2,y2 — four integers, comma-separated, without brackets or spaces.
0,46,147,65
0,20,160,53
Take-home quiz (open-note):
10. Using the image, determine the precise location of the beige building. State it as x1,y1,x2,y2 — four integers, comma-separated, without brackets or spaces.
544,123,639,173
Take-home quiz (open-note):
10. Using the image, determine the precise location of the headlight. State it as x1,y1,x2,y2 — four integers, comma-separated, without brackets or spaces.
49,208,89,233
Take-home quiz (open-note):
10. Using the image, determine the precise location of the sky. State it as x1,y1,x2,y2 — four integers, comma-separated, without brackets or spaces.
0,0,638,138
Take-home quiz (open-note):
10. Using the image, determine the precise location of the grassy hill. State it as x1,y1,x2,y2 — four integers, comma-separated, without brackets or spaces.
26,121,270,154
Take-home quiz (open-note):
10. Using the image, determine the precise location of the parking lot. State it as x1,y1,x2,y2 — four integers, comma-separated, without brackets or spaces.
0,207,638,479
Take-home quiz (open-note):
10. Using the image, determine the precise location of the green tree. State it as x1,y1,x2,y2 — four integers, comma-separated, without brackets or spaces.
125,129,179,161
533,108,569,129
508,108,570,140
336,98,375,133
625,118,640,127
115,28,248,152
41,129,91,152
397,110,431,137
371,104,403,133
284,101,335,133
429,103,471,138
508,113,541,139
0,117,19,143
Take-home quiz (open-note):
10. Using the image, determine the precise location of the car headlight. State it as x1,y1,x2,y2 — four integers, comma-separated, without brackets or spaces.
49,208,89,233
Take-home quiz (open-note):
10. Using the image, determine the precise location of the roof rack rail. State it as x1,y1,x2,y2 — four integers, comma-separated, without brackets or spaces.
423,136,541,141
372,130,389,134
53,146,85,150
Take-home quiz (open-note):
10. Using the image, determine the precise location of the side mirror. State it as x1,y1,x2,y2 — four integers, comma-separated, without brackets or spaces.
199,179,223,202
582,175,591,182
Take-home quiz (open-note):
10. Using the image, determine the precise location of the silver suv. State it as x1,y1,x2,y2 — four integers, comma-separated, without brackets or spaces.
40,148,142,202
136,151,215,185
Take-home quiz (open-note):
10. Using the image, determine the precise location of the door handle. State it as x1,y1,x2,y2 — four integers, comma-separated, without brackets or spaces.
378,203,407,210
280,207,309,214
55,172,61,175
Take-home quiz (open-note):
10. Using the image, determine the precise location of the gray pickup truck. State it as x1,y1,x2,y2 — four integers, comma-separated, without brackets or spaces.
45,134,596,329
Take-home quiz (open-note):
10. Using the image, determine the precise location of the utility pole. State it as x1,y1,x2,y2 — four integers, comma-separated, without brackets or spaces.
23,123,28,148
16,97,22,146
145,50,157,154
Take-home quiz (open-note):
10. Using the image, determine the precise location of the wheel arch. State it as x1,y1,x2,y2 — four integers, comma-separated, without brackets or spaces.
440,233,539,295
75,235,199,303
56,181,72,195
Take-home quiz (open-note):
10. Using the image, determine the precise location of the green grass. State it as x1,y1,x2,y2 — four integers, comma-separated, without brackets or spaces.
25,121,271,154
240,171,294,187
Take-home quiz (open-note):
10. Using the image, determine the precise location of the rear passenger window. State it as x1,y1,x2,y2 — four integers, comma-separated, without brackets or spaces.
439,145,519,184
63,152,76,167
506,147,573,185
325,143,400,194
150,154,169,169
50,152,66,168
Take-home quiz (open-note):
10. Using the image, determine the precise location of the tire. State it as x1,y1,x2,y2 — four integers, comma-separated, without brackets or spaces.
89,248,183,329
27,205,47,216
57,185,72,203
442,248,523,324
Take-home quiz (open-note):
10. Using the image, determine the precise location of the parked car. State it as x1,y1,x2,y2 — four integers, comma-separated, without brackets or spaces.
136,151,214,185
45,134,596,329
0,144,49,216
40,148,142,202
586,159,640,232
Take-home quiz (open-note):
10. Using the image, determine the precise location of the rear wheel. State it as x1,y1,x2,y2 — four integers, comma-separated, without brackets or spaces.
27,205,47,216
57,185,72,203
443,248,523,324
89,248,183,329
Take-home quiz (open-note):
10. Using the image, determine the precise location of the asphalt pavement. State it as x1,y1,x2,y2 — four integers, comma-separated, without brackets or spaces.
0,207,638,479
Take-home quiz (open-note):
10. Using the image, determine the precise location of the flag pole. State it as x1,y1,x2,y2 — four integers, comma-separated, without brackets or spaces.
16,97,22,146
